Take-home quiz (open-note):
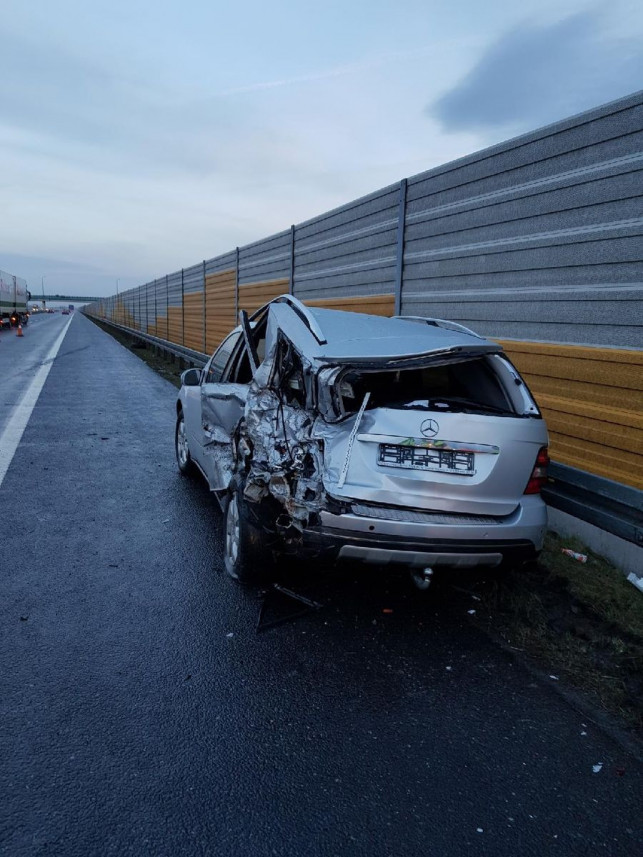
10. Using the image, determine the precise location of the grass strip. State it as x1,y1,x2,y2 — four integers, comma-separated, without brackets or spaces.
90,318,184,388
479,531,643,732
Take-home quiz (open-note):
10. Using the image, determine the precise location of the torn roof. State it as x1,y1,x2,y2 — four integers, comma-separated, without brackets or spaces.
266,300,502,364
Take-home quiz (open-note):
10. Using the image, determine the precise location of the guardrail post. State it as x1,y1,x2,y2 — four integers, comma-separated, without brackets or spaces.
166,274,169,340
289,225,295,295
394,178,408,316
154,279,158,333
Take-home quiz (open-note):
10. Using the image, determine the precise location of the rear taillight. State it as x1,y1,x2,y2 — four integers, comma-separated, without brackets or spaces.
524,446,549,494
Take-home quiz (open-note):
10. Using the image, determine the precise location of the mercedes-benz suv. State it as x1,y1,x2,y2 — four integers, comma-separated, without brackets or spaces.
175,296,548,584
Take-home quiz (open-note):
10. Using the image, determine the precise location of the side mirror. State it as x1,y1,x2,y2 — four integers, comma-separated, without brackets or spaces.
181,368,201,387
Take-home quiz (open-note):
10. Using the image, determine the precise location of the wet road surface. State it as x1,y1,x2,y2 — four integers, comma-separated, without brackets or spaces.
0,313,71,437
1,314,641,856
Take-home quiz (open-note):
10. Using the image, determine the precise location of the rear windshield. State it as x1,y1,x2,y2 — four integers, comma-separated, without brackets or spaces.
337,358,515,417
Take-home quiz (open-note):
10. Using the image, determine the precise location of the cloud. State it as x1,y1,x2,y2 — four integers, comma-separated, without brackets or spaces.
0,28,274,178
428,10,643,132
0,250,144,298
0,27,411,183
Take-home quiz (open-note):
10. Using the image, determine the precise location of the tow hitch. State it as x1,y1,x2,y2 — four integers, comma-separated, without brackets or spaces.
410,567,434,591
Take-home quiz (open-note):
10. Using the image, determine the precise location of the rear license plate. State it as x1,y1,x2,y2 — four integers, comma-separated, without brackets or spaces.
378,444,475,475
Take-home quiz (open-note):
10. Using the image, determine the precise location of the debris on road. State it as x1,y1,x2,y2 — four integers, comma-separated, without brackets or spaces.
592,763,603,773
561,548,588,563
256,583,323,633
626,572,643,594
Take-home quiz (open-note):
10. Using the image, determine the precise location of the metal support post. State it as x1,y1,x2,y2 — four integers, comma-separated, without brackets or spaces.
394,178,408,317
202,260,206,353
289,225,295,295
235,247,240,320
181,269,185,346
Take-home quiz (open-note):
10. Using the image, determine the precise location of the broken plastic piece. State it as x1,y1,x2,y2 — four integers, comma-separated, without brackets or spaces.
592,763,603,773
561,548,588,563
626,572,643,594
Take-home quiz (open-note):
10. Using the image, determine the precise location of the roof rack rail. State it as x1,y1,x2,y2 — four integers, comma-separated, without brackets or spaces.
393,315,484,339
272,294,327,344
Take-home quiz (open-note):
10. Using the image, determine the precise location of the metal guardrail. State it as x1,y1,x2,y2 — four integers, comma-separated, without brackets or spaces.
88,314,643,549
86,315,209,368
544,463,642,547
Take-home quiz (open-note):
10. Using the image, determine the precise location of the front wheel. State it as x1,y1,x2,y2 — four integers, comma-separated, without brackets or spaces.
224,483,271,584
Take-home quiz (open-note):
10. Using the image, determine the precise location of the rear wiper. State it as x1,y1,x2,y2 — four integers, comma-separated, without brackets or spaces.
399,398,512,415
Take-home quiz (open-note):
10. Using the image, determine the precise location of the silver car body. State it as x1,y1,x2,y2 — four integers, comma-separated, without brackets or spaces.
179,296,548,570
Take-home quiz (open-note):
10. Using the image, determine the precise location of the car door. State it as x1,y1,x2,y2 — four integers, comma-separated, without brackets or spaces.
197,314,271,489
198,332,252,490
182,332,239,473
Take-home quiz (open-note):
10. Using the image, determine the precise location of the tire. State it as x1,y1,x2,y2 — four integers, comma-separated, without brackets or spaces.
175,411,195,476
223,481,271,584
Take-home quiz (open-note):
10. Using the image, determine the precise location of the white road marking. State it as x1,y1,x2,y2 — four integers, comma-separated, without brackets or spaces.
0,317,73,488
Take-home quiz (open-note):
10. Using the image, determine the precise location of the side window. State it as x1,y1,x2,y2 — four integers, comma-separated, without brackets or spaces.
227,317,269,384
204,332,241,384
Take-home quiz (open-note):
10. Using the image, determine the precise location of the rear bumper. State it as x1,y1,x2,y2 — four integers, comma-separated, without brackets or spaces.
301,498,546,569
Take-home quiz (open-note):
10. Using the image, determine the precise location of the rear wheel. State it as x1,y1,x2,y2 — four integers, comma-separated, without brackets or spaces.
175,411,195,476
224,482,271,584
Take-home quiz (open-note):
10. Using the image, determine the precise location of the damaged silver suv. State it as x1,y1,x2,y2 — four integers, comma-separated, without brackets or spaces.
175,295,549,585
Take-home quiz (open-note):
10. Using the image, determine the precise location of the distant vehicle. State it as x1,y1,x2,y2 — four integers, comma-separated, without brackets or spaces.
62,310,70,315
175,296,549,586
68,304,75,312
0,269,30,327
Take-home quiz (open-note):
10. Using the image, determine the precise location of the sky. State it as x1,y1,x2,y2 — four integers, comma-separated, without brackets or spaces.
1,0,641,298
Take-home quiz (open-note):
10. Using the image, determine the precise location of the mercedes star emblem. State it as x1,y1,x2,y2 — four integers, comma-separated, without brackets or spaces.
420,419,439,438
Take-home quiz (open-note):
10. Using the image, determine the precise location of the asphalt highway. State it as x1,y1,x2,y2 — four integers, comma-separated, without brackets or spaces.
1,313,641,856
0,313,72,438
